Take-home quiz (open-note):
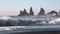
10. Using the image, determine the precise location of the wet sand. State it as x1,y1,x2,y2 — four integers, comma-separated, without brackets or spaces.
12,30,60,34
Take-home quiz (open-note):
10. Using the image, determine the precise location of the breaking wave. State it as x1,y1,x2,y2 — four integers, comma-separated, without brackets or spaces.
0,15,60,26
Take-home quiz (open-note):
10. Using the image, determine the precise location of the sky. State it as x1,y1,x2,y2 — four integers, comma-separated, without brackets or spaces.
0,0,60,16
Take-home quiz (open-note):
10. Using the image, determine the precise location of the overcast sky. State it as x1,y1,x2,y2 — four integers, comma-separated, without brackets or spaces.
0,0,60,16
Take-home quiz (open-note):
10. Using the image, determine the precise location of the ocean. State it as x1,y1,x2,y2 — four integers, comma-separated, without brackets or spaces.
0,15,60,34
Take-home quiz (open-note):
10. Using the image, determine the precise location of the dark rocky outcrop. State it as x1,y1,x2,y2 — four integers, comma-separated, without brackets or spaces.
18,9,29,16
38,8,45,15
18,7,34,16
18,10,23,16
29,7,34,15
22,9,29,16
58,11,60,15
47,11,58,16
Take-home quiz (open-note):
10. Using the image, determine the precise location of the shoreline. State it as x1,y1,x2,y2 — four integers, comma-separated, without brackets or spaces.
12,30,60,34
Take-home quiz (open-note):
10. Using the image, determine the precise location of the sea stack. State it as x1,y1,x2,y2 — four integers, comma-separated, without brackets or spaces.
18,9,29,16
38,8,45,15
48,10,58,16
29,7,34,15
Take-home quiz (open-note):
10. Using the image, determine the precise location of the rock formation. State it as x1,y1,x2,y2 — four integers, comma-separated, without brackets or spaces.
47,11,58,16
58,11,60,16
18,10,23,16
18,7,34,16
29,7,34,15
38,8,45,15
22,8,29,16
18,8,29,16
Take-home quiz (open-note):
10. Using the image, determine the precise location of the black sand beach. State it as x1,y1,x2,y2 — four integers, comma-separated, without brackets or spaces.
12,30,60,34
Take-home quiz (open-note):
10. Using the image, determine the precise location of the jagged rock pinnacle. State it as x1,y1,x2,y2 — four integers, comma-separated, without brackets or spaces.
18,9,29,16
38,8,45,15
29,7,34,15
